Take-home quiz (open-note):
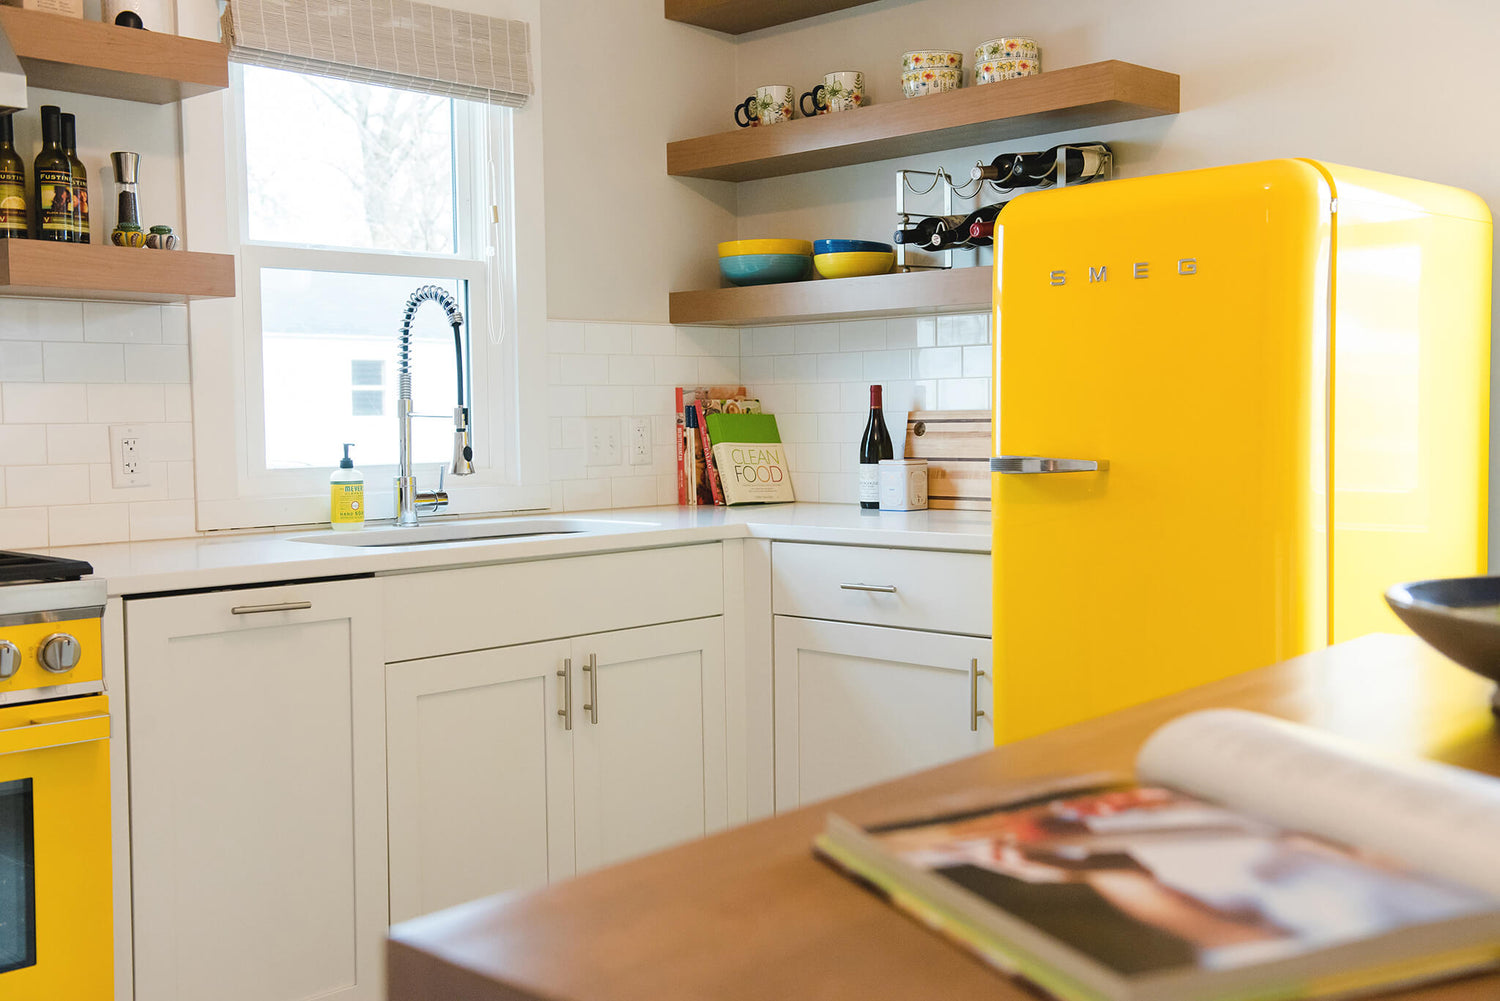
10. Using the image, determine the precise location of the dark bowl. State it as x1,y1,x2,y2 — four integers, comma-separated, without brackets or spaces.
1385,576,1500,708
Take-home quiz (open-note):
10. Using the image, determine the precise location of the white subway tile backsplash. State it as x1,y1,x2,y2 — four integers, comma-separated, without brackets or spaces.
862,350,911,381
123,344,191,383
161,306,189,345
128,499,196,541
561,478,610,511
43,342,125,383
839,319,886,352
149,422,194,462
677,327,738,357
0,342,43,381
583,323,632,355
88,462,169,504
773,354,817,383
167,460,195,500
962,344,992,378
815,352,861,381
938,377,991,409
751,326,794,355
584,386,634,417
610,476,656,508
609,354,654,386
740,356,773,382
86,383,165,423
0,506,46,548
936,313,989,346
47,503,131,546
44,424,107,464
795,324,840,355
556,353,609,385
2,383,80,423
0,301,83,342
164,385,192,421
6,464,90,508
915,346,963,379
548,321,584,353
654,356,699,385
83,302,162,344
0,425,47,465
631,325,676,355
698,355,739,383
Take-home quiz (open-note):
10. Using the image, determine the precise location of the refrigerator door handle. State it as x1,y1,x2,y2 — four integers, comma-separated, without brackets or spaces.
991,456,1109,474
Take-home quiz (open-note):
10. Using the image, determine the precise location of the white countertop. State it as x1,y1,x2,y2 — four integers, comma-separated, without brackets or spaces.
41,504,991,597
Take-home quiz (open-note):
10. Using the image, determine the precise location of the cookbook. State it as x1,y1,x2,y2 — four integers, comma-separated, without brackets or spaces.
815,709,1500,1001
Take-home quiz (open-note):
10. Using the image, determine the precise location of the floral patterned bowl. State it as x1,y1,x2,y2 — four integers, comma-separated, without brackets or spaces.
974,56,1041,86
903,67,963,98
902,50,963,73
974,36,1040,63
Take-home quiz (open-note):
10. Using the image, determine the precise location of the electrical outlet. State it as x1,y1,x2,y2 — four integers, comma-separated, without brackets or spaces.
586,417,621,466
628,418,651,466
109,425,149,488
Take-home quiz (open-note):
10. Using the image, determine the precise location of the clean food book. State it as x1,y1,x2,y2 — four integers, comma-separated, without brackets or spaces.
706,412,794,505
815,710,1500,1001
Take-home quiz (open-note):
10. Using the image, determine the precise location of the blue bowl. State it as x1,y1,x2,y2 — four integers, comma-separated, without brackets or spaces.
814,238,894,255
720,253,812,286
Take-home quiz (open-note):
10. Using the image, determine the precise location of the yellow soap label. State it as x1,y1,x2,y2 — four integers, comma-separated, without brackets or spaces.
331,483,364,524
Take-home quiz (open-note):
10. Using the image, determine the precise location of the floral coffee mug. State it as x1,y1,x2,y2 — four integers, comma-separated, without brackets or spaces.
735,85,795,127
822,70,865,113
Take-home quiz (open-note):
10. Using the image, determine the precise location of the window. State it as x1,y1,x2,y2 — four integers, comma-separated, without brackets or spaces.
238,65,490,472
184,53,547,530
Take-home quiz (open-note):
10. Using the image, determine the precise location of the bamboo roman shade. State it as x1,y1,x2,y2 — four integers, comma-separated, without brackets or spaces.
221,0,533,107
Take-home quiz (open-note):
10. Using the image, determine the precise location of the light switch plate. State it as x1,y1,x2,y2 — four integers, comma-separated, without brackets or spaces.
586,418,620,466
109,425,149,488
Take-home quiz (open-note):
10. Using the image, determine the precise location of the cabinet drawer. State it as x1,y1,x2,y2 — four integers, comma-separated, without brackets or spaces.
771,542,990,636
383,544,724,661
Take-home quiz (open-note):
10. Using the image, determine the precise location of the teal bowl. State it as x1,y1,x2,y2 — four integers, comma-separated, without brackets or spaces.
720,253,811,286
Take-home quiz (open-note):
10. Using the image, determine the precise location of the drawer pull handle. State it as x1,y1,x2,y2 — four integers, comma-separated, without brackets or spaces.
230,601,312,615
839,583,898,594
970,658,987,732
582,653,599,724
557,658,573,731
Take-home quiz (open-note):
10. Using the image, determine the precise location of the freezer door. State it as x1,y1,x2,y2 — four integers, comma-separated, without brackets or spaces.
993,159,1333,743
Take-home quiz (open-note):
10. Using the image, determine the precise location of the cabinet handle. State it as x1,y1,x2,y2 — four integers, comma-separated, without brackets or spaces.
839,583,898,594
970,658,987,733
581,653,598,724
230,601,312,615
557,658,573,731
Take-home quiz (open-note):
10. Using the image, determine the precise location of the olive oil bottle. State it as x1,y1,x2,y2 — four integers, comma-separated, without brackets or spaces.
34,106,73,242
0,114,27,239
60,112,87,243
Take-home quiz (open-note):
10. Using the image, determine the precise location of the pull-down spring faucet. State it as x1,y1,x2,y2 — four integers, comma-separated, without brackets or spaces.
395,285,474,528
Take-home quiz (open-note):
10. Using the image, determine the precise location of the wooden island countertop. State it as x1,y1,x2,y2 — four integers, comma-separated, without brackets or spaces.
387,634,1500,1001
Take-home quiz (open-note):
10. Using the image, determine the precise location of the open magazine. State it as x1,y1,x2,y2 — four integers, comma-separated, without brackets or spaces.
815,710,1500,1001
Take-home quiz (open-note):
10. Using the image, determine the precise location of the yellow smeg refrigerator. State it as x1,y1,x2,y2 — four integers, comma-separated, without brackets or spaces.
991,159,1492,743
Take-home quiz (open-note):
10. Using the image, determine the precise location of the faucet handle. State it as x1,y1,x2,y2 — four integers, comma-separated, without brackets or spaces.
452,405,476,476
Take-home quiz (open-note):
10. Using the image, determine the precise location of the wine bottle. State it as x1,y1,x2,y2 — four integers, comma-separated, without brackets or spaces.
893,214,968,247
1015,143,1111,187
0,114,27,239
858,384,893,510
34,107,72,242
971,152,1023,187
60,112,88,244
969,220,996,243
923,203,1006,252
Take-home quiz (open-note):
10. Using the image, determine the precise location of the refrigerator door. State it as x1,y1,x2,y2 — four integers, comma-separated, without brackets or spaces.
993,160,1333,743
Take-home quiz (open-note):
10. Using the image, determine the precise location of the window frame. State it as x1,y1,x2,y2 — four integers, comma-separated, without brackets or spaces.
184,57,548,531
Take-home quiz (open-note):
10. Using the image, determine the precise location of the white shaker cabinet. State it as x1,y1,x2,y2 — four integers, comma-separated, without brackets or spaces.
385,639,575,924
773,617,993,807
386,616,728,922
125,579,387,1001
572,617,728,873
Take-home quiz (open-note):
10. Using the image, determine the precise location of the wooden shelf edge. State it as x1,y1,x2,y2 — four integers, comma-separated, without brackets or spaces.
0,241,236,301
0,7,229,104
668,60,1179,182
670,268,992,326
664,0,878,35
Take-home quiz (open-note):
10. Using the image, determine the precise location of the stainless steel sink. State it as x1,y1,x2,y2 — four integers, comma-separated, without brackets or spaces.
287,517,657,548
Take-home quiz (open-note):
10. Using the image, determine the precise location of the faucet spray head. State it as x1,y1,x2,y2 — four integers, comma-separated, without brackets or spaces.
452,406,476,476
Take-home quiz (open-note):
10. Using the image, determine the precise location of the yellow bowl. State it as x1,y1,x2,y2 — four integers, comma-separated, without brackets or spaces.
718,238,812,258
814,250,896,279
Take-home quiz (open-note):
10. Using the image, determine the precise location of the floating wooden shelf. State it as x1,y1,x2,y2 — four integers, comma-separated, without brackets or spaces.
670,267,991,326
664,0,877,35
0,7,229,104
668,61,1178,182
0,241,235,301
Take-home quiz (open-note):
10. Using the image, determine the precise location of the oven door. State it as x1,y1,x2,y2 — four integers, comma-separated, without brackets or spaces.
0,694,112,1000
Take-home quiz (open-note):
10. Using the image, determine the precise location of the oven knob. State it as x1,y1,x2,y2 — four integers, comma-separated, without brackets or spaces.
39,633,82,673
0,641,17,679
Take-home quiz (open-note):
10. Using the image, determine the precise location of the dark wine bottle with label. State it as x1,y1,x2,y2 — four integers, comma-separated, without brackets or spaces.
858,384,893,509
971,152,1024,187
34,106,72,242
1015,143,1111,187
60,112,88,244
0,114,27,239
893,213,968,247
927,203,1005,251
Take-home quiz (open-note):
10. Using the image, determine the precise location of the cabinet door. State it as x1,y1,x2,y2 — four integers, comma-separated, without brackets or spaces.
774,617,992,809
571,618,727,872
385,640,574,924
126,580,386,1001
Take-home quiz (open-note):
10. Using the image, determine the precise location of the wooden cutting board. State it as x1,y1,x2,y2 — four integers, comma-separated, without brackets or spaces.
904,410,992,511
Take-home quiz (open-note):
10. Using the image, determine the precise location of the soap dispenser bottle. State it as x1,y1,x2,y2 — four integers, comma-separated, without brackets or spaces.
330,443,364,531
